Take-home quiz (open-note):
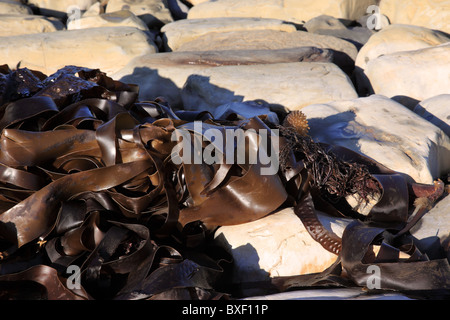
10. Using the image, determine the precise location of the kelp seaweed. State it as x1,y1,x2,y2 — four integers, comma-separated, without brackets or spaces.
0,65,448,300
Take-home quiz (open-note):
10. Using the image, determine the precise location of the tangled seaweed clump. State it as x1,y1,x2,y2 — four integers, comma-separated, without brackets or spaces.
0,65,448,300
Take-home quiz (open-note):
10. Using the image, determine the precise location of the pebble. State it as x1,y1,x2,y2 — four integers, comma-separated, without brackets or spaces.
0,0,449,300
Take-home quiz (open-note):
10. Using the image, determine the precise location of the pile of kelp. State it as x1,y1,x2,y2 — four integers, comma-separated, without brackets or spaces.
0,65,448,300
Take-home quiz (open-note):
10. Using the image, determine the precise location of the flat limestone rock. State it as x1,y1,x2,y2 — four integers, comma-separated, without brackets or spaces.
27,0,97,18
214,207,352,283
187,0,378,24
0,14,65,36
304,15,375,50
0,0,32,15
67,9,150,31
173,29,358,74
301,95,450,184
379,0,450,34
112,47,334,107
364,43,450,105
355,24,450,71
161,17,297,51
180,62,358,112
410,195,450,260
0,26,157,76
105,0,173,28
413,94,450,137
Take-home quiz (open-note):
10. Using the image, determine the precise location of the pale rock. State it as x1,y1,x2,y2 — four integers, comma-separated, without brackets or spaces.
304,15,347,33
364,43,450,105
185,0,208,6
180,62,358,112
305,16,375,50
105,0,173,28
82,1,102,17
214,207,352,283
27,0,97,18
413,94,450,137
173,29,358,74
0,0,32,15
379,0,450,34
355,24,450,72
161,17,297,52
0,15,65,36
112,47,333,107
244,288,413,300
301,95,450,184
0,27,157,76
358,10,390,31
68,9,150,31
410,195,450,260
188,0,378,24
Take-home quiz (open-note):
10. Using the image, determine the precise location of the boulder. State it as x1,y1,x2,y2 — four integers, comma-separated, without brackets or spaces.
172,29,358,74
355,24,450,72
0,15,65,36
410,195,450,260
67,9,150,31
161,17,297,52
112,47,333,107
363,43,450,106
180,62,358,112
0,27,157,76
187,0,378,24
304,15,348,33
82,1,102,17
379,0,450,34
105,0,173,29
27,0,97,18
413,94,450,137
185,0,208,5
301,95,450,184
214,207,352,284
0,0,32,15
304,14,375,50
